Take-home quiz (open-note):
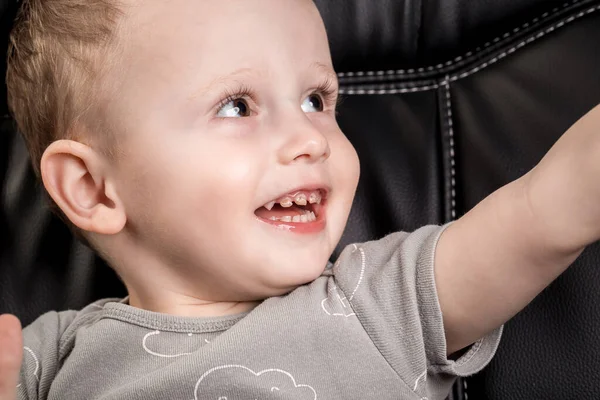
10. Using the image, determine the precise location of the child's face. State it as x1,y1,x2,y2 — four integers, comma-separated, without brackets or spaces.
106,0,360,300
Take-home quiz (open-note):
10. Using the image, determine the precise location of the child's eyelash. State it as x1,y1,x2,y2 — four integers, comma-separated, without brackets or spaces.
216,85,254,110
313,77,339,107
215,78,340,112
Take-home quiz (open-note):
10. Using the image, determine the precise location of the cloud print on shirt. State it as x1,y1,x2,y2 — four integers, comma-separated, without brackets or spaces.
16,347,39,389
143,330,210,358
321,244,365,318
193,365,317,400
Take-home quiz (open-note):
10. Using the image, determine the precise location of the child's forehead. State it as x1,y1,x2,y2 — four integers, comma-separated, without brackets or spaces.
118,0,332,81
124,0,322,38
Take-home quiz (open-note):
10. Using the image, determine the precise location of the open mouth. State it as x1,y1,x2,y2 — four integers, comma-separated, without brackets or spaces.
254,189,326,224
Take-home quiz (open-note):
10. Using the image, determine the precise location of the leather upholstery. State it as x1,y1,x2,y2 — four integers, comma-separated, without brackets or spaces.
2,0,600,398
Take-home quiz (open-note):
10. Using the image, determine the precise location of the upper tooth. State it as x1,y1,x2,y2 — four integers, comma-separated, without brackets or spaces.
294,194,307,206
279,198,293,208
309,192,322,204
264,201,275,211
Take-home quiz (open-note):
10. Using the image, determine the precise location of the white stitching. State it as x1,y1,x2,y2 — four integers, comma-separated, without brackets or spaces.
337,0,580,78
338,3,600,95
339,84,439,95
448,5,600,83
442,78,457,220
456,338,484,367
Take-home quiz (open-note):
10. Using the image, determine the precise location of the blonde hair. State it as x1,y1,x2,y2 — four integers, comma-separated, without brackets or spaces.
6,0,124,177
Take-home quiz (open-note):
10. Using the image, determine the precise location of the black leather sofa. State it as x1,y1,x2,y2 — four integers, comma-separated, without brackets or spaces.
2,1,600,399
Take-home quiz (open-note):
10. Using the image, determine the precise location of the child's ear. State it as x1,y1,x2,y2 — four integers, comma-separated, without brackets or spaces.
40,139,126,235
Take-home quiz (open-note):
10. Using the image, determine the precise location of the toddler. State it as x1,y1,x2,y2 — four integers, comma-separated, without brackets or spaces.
1,0,599,399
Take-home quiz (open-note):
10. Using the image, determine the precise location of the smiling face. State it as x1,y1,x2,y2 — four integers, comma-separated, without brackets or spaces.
104,0,360,302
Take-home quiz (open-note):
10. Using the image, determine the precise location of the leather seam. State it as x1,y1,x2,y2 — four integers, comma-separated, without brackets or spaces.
441,78,457,221
340,83,440,95
339,2,600,95
337,0,585,79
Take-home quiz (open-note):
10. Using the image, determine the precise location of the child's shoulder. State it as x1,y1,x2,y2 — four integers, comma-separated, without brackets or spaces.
332,225,443,269
22,298,124,357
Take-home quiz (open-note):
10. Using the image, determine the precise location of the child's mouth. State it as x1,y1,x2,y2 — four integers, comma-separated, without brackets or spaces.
254,189,327,232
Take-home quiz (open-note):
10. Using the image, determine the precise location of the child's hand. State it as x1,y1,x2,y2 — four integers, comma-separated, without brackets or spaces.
0,315,22,400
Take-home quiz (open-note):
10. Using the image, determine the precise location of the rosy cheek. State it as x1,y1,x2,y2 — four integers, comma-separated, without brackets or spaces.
332,139,358,176
221,159,255,185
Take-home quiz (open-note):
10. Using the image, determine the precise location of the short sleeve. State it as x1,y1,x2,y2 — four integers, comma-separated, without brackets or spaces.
17,310,78,400
332,225,502,400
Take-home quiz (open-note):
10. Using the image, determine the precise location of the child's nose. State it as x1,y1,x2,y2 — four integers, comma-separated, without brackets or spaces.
278,122,331,165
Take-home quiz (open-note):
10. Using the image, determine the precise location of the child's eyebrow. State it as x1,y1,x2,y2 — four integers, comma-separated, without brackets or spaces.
311,61,339,86
189,68,260,100
187,63,338,101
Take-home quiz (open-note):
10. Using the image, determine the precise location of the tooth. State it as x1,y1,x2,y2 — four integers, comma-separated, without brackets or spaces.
280,198,293,208
310,211,316,221
264,201,275,211
292,215,301,223
315,193,322,204
294,194,307,206
308,192,318,204
281,216,292,222
269,216,277,221
300,214,308,223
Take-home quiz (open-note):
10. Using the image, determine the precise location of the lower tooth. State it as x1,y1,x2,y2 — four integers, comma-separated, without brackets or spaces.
270,213,315,223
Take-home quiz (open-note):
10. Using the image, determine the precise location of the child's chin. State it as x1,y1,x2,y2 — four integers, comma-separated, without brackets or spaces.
274,262,328,289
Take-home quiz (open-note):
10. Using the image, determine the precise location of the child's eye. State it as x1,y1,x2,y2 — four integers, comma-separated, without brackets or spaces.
301,94,324,113
217,98,251,118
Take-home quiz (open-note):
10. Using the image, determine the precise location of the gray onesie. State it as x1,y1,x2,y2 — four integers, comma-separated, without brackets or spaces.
17,225,502,400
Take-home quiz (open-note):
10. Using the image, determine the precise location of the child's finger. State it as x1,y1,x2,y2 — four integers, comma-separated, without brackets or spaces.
0,315,23,400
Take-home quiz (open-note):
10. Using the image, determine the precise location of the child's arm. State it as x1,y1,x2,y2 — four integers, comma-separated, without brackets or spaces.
0,314,22,400
436,103,600,355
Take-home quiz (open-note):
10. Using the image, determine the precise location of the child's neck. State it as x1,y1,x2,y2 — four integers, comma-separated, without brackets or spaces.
105,238,262,318
127,289,260,318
